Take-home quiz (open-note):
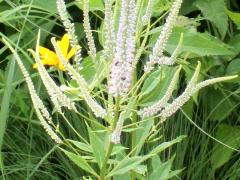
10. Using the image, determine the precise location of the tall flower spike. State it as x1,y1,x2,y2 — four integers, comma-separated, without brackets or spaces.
145,0,183,73
56,0,82,70
138,65,182,118
104,0,115,59
83,0,97,59
3,38,62,144
108,0,137,96
141,0,154,25
51,37,107,118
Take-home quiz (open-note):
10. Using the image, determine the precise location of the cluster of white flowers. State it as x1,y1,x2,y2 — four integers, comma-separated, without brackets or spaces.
56,0,82,69
145,0,183,72
108,0,137,97
104,0,115,59
142,0,154,25
83,0,97,59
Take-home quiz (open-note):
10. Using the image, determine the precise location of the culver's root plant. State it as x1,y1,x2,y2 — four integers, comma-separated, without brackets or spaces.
3,0,238,179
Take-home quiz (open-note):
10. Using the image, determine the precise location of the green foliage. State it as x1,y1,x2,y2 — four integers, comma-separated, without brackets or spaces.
226,9,240,29
61,148,98,176
195,0,228,37
150,27,234,56
1,0,240,180
211,124,240,170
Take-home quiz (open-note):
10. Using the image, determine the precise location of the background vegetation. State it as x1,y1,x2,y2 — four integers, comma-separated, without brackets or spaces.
0,0,240,179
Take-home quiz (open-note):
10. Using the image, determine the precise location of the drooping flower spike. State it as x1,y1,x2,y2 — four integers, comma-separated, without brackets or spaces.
139,62,237,120
3,38,62,144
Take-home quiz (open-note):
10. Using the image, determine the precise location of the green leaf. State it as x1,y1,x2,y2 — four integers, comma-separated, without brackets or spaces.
150,136,186,155
194,0,228,37
180,0,198,15
88,127,106,167
226,58,240,75
107,156,147,177
228,34,240,56
135,119,154,155
140,66,177,106
69,140,93,153
211,124,240,170
150,155,181,180
61,149,98,176
33,0,57,14
149,27,234,56
226,9,240,28
75,0,104,11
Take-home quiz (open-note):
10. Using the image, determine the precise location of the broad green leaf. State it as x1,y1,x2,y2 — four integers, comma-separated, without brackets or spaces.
150,136,186,155
195,0,228,37
140,66,176,106
228,34,240,56
88,128,106,167
150,155,178,180
135,119,154,155
112,145,127,156
61,149,98,176
180,0,198,15
75,0,104,11
226,9,240,28
80,55,96,83
226,58,240,75
107,156,147,177
149,27,234,56
211,124,240,170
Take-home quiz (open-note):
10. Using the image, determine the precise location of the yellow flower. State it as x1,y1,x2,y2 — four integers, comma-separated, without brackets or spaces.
33,33,75,71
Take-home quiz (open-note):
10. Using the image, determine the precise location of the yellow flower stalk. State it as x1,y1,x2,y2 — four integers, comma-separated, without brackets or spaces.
33,33,75,71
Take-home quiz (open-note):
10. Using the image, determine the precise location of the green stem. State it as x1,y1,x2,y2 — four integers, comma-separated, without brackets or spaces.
100,96,120,180
130,69,139,180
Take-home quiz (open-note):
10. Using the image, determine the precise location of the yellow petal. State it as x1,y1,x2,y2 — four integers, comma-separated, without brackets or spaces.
33,63,38,69
39,46,59,66
58,62,66,71
66,48,75,60
58,33,69,57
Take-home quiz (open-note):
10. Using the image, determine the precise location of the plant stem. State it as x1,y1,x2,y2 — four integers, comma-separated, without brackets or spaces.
100,96,120,180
